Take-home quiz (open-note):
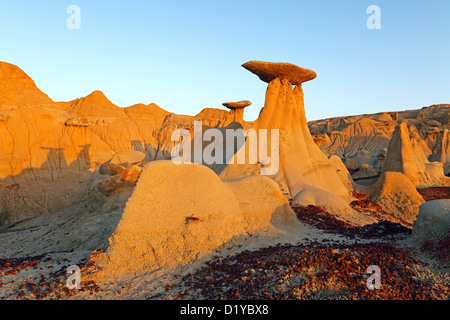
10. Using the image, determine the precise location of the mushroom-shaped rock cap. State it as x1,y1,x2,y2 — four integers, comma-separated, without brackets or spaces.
222,100,252,109
242,61,317,85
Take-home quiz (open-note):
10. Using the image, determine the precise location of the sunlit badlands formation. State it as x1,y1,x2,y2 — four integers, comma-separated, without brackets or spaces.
0,61,448,300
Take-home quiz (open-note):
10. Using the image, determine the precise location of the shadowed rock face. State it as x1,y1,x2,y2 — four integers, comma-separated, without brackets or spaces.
253,79,351,200
242,61,317,86
0,63,236,225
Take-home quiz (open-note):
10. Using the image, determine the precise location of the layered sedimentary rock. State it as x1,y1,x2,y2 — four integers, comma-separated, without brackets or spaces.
1,59,448,229
309,105,450,180
309,117,395,164
0,61,252,225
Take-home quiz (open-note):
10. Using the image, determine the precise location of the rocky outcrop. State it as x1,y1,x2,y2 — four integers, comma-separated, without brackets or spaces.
212,62,359,228
381,123,450,187
308,104,450,181
430,129,450,175
412,200,450,263
412,199,450,246
97,151,145,196
91,161,301,281
97,174,137,197
219,71,353,206
0,62,227,225
223,100,252,109
0,62,54,107
369,172,425,226
0,60,448,229
352,164,378,181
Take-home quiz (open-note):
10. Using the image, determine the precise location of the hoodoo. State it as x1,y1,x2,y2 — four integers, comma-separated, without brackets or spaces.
222,100,252,124
381,123,450,187
220,61,353,206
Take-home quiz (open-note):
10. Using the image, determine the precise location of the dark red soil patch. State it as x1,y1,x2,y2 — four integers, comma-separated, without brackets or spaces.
417,187,450,202
153,242,448,300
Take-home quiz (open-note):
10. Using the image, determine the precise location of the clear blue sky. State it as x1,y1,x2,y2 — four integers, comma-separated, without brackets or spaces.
1,0,449,121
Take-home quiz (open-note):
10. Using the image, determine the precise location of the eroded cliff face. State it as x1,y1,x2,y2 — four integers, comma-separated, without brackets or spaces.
381,123,450,187
309,104,450,182
0,62,243,225
1,60,448,227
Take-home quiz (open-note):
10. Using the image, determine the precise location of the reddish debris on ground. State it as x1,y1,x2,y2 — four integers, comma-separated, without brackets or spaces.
352,192,370,201
0,253,103,300
152,242,448,300
417,187,450,202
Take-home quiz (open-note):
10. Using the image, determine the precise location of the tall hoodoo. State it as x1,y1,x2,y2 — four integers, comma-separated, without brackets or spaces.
220,61,352,203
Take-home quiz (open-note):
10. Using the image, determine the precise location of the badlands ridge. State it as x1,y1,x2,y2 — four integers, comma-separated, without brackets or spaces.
0,61,448,299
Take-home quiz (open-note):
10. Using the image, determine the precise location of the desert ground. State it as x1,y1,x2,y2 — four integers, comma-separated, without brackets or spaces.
0,60,448,300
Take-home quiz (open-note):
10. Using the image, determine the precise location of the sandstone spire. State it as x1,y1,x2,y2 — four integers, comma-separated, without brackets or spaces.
219,61,353,205
381,123,450,186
